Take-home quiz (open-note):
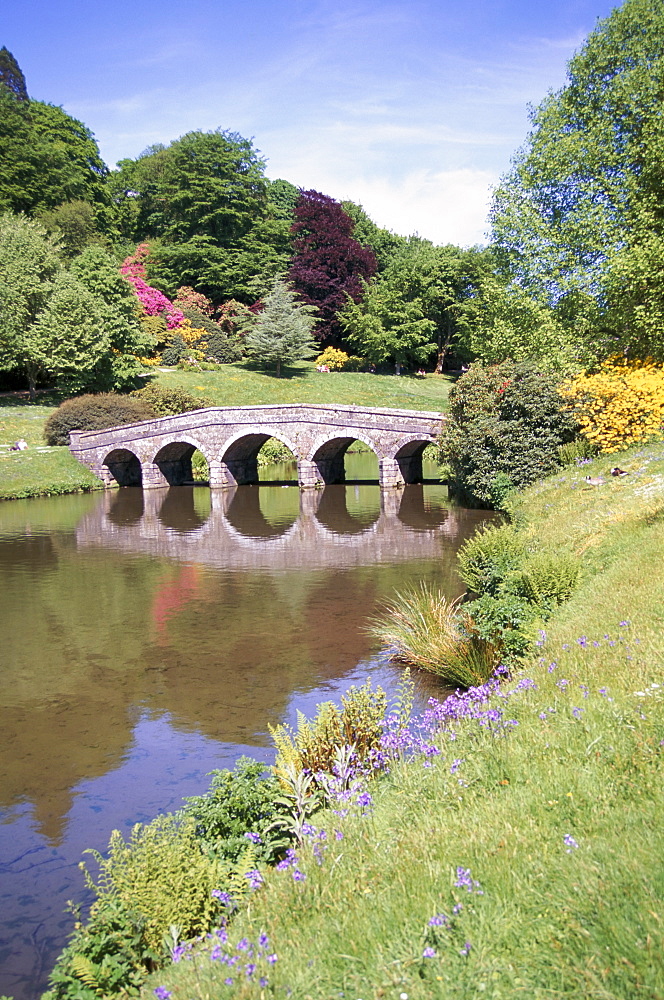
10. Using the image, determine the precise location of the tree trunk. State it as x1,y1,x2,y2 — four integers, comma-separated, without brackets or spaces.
276,359,281,377
435,314,454,373
26,362,38,401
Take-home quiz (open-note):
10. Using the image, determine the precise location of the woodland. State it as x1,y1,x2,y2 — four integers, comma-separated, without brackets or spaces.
2,0,664,397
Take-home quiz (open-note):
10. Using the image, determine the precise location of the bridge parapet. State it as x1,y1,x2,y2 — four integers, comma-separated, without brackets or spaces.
69,403,445,490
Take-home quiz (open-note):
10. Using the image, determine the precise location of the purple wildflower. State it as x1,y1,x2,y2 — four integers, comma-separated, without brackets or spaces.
245,869,263,890
428,913,448,926
293,869,306,882
244,831,262,843
564,834,579,852
423,947,437,958
460,941,472,957
154,989,171,1000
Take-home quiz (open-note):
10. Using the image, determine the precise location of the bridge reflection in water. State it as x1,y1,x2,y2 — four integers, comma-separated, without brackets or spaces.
78,483,472,571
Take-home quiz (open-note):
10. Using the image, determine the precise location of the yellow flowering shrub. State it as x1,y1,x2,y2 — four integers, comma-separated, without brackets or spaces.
315,347,350,370
560,358,664,453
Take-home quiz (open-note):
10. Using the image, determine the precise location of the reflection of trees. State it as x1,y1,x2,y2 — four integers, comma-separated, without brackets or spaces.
225,486,299,538
0,485,491,844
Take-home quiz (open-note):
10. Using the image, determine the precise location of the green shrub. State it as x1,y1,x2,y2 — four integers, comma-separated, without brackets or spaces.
508,550,580,612
180,306,222,337
257,438,295,466
205,332,244,364
183,757,286,864
468,592,538,660
270,680,387,779
44,394,156,446
457,523,528,596
45,814,257,1000
439,361,578,507
161,336,187,365
131,384,210,416
368,584,501,687
558,435,599,466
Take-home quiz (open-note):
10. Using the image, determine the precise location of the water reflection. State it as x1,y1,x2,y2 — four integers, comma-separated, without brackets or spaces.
0,480,491,1000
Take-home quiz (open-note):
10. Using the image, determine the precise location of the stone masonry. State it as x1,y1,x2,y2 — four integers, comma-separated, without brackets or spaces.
69,403,445,490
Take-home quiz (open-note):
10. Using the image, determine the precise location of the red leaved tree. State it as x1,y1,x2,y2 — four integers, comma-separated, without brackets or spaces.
288,190,376,345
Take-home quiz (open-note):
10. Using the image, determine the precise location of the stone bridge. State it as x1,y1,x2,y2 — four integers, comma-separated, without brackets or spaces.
69,403,445,490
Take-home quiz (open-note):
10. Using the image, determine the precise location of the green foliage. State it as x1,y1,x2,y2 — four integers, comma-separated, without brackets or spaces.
440,361,578,507
39,200,100,257
24,270,110,394
130,383,209,416
558,436,598,466
183,757,286,864
0,46,27,101
244,278,318,376
112,130,266,247
256,437,295,466
342,243,489,370
43,897,150,1000
270,680,387,778
44,393,156,445
83,815,240,954
509,551,580,613
490,0,664,361
368,584,501,687
457,523,528,596
204,331,243,364
161,338,187,365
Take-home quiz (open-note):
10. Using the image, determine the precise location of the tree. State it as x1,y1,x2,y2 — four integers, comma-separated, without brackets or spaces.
490,0,664,359
244,278,318,376
341,201,405,271
27,271,109,393
288,190,376,344
0,213,62,394
110,130,267,246
39,199,99,257
0,47,28,101
341,243,488,370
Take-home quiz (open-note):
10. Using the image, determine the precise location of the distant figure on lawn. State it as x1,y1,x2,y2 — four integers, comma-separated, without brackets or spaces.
10,439,28,451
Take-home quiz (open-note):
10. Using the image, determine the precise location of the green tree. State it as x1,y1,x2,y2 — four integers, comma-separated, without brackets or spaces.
341,201,405,271
111,130,267,246
490,0,664,359
0,47,28,101
342,243,487,370
244,278,318,376
0,213,62,394
39,199,99,257
27,270,109,393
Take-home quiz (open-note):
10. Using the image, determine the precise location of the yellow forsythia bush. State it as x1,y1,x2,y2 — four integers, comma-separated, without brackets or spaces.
560,358,664,453
315,347,350,370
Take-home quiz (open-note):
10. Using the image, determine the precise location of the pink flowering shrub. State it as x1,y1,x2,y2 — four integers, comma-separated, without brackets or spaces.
121,244,185,330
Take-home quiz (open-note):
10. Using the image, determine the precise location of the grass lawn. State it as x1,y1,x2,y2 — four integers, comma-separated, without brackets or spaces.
0,366,452,500
144,439,664,1000
154,362,453,412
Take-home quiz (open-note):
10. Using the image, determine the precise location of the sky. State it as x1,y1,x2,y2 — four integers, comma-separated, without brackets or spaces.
4,0,621,247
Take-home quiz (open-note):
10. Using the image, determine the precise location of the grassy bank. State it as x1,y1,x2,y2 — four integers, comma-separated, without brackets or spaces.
0,367,452,501
143,441,664,1000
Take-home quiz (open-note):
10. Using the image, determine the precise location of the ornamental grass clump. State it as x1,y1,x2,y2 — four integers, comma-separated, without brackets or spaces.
368,584,500,688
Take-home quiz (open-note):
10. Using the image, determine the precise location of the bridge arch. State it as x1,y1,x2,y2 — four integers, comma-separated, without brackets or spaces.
307,433,381,485
150,437,212,486
219,429,298,486
101,447,142,487
393,436,433,485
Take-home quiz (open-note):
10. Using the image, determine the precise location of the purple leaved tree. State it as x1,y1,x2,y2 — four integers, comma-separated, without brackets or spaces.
288,190,377,346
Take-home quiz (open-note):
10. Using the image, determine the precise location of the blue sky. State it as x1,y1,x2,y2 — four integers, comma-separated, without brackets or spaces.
5,0,620,246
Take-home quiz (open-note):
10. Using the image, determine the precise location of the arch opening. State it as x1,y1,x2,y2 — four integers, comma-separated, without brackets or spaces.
102,448,142,487
221,433,273,486
311,437,379,484
257,437,297,482
153,441,201,486
394,440,430,484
